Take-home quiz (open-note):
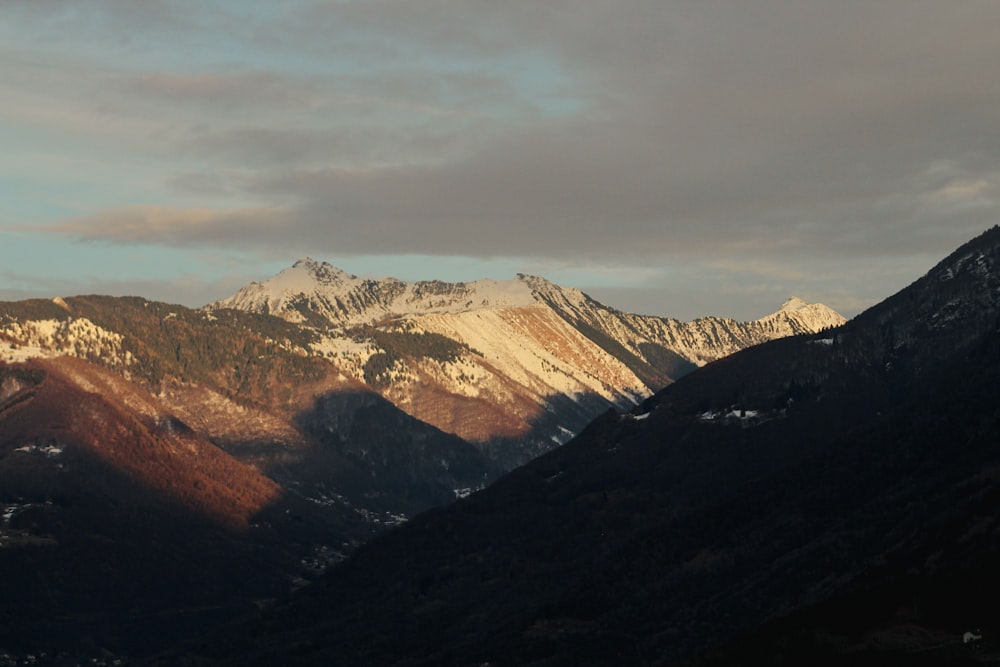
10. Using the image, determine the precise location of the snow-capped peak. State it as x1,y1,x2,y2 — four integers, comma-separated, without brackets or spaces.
288,258,355,281
780,296,810,312
756,297,846,335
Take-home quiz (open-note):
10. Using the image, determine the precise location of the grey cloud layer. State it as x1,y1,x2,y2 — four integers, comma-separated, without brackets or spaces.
14,1,1000,317
56,3,1000,256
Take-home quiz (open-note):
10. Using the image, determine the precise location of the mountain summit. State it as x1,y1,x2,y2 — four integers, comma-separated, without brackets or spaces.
780,295,809,311
211,263,845,465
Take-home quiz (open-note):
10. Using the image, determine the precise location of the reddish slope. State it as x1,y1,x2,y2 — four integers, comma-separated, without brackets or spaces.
1,356,279,528
0,357,306,658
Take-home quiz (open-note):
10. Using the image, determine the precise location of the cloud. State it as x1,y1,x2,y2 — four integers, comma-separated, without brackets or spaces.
121,72,326,111
47,205,294,248
174,123,477,169
8,1,1000,319
65,3,1000,259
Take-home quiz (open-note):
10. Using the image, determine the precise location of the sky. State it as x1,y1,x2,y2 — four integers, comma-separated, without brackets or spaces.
2,1,999,321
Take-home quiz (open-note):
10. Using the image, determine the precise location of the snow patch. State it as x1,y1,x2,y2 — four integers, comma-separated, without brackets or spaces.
0,318,130,367
698,408,771,424
2,344,53,362
14,444,64,458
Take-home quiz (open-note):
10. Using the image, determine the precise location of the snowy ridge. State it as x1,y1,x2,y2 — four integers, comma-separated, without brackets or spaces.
212,257,537,327
523,274,845,367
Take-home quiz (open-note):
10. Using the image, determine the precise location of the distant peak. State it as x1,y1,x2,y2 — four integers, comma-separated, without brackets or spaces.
780,296,809,312
289,258,354,280
292,257,320,269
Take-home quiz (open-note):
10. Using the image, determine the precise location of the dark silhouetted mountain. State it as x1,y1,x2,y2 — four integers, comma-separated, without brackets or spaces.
179,227,1000,666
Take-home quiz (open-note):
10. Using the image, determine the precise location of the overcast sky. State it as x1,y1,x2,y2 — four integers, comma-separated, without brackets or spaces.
2,1,999,320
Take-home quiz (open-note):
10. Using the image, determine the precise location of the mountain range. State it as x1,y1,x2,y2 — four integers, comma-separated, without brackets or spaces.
211,259,844,465
0,265,839,661
171,226,1000,666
